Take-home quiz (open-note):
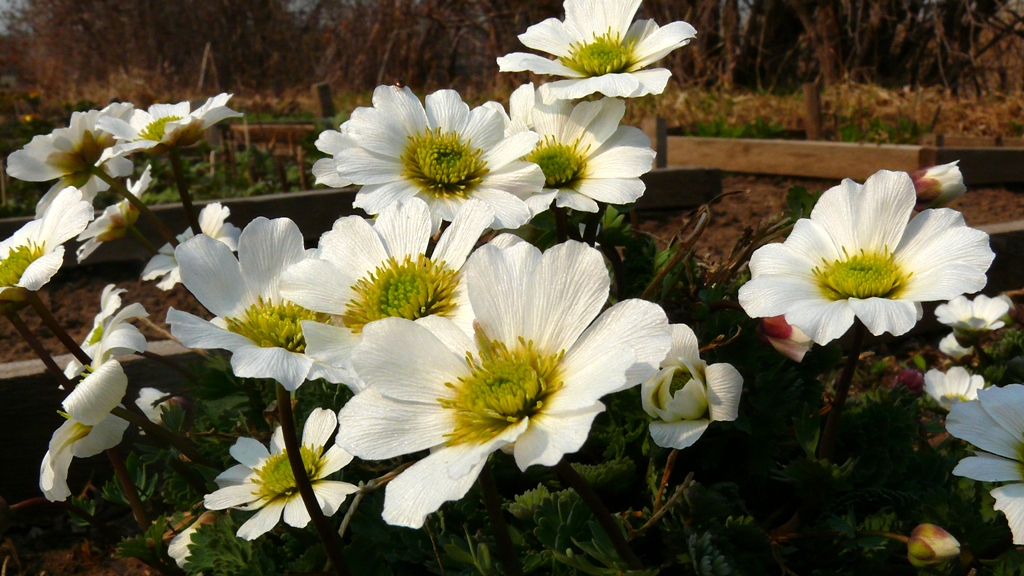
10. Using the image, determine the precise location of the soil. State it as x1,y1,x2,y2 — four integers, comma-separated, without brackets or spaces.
2,174,1023,364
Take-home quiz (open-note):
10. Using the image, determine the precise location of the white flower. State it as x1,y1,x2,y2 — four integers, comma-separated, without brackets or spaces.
168,512,217,569
0,187,94,302
5,103,135,216
923,367,985,411
203,408,358,541
948,384,1024,544
939,332,974,360
759,315,813,363
136,387,173,424
76,165,153,263
311,121,355,189
338,240,670,528
98,93,242,156
279,197,493,390
333,85,544,230
142,202,240,291
496,0,696,100
911,161,967,210
492,83,654,214
935,294,1012,338
167,217,322,390
641,324,742,450
40,361,129,501
65,284,148,378
738,170,994,345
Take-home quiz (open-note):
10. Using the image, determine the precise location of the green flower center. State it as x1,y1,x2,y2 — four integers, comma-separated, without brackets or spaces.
139,115,184,141
86,325,104,346
253,446,320,499
0,243,45,288
402,128,489,198
668,367,695,395
560,31,638,76
441,331,563,446
526,139,587,189
813,249,910,301
225,298,329,352
343,254,460,333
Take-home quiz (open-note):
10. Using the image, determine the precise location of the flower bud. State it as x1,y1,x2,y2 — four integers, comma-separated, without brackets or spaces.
911,161,966,210
758,315,812,362
894,368,925,396
907,524,960,568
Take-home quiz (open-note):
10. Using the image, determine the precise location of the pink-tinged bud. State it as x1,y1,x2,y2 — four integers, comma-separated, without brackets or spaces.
907,524,960,568
911,161,966,210
759,316,812,362
895,368,925,395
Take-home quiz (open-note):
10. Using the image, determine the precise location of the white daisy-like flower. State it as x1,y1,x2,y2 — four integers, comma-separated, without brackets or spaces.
641,324,743,450
491,83,654,214
76,165,153,263
142,202,241,291
948,384,1024,544
203,408,358,541
279,197,494,390
0,187,94,302
939,332,974,360
311,121,355,189
496,0,696,100
738,170,994,345
935,294,1013,338
98,93,242,156
333,85,544,230
136,387,174,424
167,217,324,390
923,367,984,411
64,284,148,378
5,103,135,216
338,240,671,528
40,360,130,501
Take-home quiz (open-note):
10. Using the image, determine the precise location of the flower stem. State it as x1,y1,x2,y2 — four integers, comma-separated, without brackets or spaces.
136,350,198,383
554,458,644,571
817,321,867,462
127,224,160,256
598,235,625,301
91,167,179,247
106,448,150,530
168,148,202,237
654,449,679,513
25,292,93,367
109,406,214,468
4,310,73,388
582,206,603,247
553,204,569,243
478,460,523,576
275,384,352,576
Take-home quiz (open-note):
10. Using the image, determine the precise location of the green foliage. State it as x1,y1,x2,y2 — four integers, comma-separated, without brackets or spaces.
682,117,789,140
185,515,277,575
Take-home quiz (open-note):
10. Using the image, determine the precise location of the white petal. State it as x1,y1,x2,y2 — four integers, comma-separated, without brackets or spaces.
381,445,489,529
633,21,697,67
811,171,914,255
318,445,354,477
584,127,655,179
166,308,253,351
279,259,351,315
947,399,1020,459
302,408,338,449
175,235,246,318
353,180,422,216
574,178,646,205
953,454,1024,482
283,496,312,528
554,190,599,212
705,363,743,422
230,345,314,391
649,420,710,450
318,215,389,283
72,413,128,457
465,242,543,345
993,484,1024,545
204,484,259,510
332,147,404,185
18,250,64,291
236,499,286,540
472,186,537,230
496,53,582,77
432,199,494,270
230,437,271,468
62,360,128,425
565,98,624,152
513,404,605,469
978,385,1024,445
483,131,540,170
313,481,359,517
238,217,306,305
373,198,432,260
336,389,451,460
895,209,994,301
301,321,361,389
425,90,471,134
518,17,574,57
311,158,352,188
847,297,921,337
544,74,642,100
215,464,255,488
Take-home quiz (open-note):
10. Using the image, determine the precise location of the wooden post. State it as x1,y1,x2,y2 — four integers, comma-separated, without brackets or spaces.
275,156,291,192
1,155,6,206
197,42,212,92
803,82,823,140
314,82,336,119
656,118,668,169
296,147,310,190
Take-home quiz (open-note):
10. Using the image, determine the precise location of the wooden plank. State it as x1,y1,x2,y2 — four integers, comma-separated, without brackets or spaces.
979,219,1024,294
637,168,721,210
922,134,1024,148
227,122,315,143
935,148,1024,185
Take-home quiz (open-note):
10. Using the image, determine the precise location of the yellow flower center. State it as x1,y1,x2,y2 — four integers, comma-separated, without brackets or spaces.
86,324,105,346
46,130,114,187
560,31,638,76
253,447,320,499
402,128,489,198
813,249,910,301
139,115,184,141
225,298,329,352
0,243,45,288
441,331,563,445
525,138,588,189
343,255,460,333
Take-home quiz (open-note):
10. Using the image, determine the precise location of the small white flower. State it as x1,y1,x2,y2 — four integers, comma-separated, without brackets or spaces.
641,324,742,450
203,409,358,541
136,387,173,424
338,240,670,528
333,85,544,230
167,217,322,390
935,294,1013,338
311,121,355,189
492,83,654,214
939,332,974,360
738,170,994,345
64,284,148,378
911,161,967,210
923,367,985,411
76,165,153,263
5,103,135,216
948,384,1024,544
279,197,493,390
496,0,696,100
40,361,129,501
0,187,94,302
142,202,240,290
99,93,242,156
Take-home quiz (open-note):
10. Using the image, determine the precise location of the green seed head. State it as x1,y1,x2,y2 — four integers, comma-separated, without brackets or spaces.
813,249,910,301
138,115,184,141
560,30,638,77
86,325,105,346
343,254,460,333
0,243,45,288
225,297,329,352
253,446,320,499
402,128,489,198
667,366,696,396
526,139,587,189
